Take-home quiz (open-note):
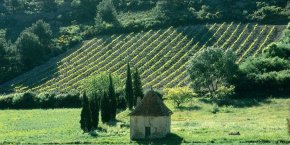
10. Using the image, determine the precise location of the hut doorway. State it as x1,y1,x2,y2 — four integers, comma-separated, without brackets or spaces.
145,127,151,138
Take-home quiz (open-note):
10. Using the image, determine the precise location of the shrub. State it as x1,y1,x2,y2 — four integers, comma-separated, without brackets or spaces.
0,94,13,109
12,92,38,109
54,91,81,108
0,91,81,109
36,92,57,108
211,104,219,114
164,87,196,108
236,56,290,91
263,43,290,59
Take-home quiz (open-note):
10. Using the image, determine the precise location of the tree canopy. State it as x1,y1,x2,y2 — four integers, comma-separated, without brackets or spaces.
188,47,238,96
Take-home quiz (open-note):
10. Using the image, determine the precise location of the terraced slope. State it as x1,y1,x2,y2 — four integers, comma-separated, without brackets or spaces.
0,23,285,93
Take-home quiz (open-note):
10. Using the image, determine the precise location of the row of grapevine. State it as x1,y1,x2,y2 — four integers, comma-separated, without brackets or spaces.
238,25,268,62
64,28,173,91
0,23,284,93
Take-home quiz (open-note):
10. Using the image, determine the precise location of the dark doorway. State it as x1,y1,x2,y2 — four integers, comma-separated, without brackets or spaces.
145,127,151,139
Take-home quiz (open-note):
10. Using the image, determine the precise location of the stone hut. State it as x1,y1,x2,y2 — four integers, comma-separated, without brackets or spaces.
129,91,173,140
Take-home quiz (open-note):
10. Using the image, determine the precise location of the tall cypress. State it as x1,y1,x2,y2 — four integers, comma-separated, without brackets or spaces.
125,63,134,110
101,92,110,123
80,91,92,133
108,74,117,121
90,93,99,129
133,68,144,106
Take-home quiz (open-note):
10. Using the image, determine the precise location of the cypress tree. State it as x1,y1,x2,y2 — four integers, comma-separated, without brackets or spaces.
108,74,117,121
133,68,144,106
80,91,92,133
90,93,99,129
101,92,110,123
125,63,134,110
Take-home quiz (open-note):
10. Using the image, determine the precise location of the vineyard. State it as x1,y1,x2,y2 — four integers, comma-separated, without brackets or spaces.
0,23,285,93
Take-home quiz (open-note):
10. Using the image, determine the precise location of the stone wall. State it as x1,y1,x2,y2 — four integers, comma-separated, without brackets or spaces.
130,116,171,140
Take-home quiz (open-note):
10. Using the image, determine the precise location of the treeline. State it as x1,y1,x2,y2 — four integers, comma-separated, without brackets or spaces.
0,20,59,83
0,91,81,109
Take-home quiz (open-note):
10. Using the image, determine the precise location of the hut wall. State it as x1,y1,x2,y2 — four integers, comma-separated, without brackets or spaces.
130,116,171,140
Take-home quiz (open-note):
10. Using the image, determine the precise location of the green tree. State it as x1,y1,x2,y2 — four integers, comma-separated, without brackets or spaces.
90,93,99,129
101,92,110,123
154,0,186,22
82,72,121,97
42,1,57,12
125,63,134,110
164,87,196,108
95,0,119,30
79,0,100,20
0,37,8,69
133,68,144,106
108,74,117,121
188,47,238,97
80,91,92,133
15,31,44,69
27,20,53,54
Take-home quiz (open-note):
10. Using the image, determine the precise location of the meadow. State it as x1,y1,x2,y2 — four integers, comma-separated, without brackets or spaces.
0,23,285,94
1,96,289,144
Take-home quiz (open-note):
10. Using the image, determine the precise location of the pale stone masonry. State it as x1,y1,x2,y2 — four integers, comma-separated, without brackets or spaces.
129,91,173,140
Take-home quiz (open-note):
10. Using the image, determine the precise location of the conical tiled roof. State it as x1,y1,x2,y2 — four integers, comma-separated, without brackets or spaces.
130,91,173,116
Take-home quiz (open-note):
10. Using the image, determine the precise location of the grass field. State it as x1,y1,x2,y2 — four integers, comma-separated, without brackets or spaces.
1,96,289,144
0,23,285,94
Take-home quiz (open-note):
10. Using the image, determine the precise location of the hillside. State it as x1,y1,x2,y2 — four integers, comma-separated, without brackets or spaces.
0,23,286,93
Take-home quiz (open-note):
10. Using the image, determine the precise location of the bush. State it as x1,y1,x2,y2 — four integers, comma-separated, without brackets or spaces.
54,92,81,108
263,43,290,59
236,56,290,91
12,92,38,109
164,87,196,108
0,94,13,109
36,92,57,108
0,91,81,109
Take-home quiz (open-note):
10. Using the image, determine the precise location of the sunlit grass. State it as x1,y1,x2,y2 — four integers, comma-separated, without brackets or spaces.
0,97,289,144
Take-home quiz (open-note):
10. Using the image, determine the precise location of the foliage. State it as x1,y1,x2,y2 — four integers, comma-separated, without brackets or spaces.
27,20,54,54
81,72,121,97
108,74,117,120
16,31,44,69
74,0,100,21
263,43,290,59
164,87,196,108
58,25,83,48
80,91,92,132
90,93,99,130
0,91,81,109
237,56,290,91
95,0,120,31
0,20,54,83
101,92,110,123
12,92,37,109
125,63,134,110
237,22,290,92
188,47,238,96
133,68,144,106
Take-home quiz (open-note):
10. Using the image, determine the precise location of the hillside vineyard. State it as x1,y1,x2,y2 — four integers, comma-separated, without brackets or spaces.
0,23,285,93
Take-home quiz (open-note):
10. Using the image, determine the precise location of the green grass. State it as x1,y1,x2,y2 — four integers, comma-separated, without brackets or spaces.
0,97,289,144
